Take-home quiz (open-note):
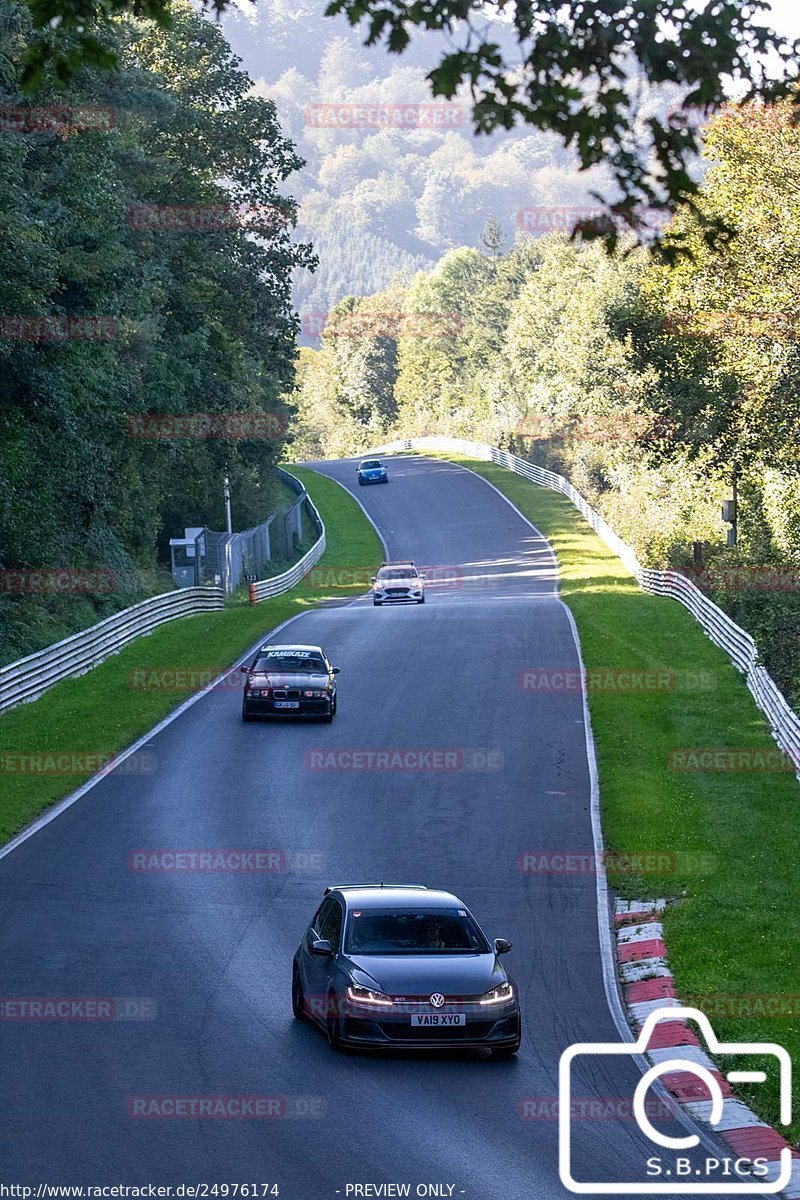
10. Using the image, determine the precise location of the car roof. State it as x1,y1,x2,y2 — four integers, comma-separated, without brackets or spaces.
325,885,464,910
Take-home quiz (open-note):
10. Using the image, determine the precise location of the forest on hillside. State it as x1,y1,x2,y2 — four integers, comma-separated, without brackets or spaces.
290,98,800,706
218,1,695,334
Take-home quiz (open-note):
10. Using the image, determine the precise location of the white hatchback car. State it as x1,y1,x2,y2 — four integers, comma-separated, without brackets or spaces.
371,561,426,606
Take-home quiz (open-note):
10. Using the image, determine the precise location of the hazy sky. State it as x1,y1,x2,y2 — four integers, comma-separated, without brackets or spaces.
764,0,800,37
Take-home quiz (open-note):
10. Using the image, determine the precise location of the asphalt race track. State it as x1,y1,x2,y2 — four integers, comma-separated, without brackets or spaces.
0,455,734,1198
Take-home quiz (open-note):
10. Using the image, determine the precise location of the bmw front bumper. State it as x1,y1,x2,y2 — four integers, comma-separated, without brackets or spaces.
242,695,332,718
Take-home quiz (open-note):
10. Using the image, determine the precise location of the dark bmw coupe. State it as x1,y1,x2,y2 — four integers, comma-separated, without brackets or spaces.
241,643,339,721
292,885,521,1055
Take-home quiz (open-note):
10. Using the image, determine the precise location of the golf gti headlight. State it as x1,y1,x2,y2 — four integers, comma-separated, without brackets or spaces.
479,981,514,1006
346,985,393,1007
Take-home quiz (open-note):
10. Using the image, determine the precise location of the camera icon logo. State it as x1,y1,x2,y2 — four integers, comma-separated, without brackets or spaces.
559,1006,792,1194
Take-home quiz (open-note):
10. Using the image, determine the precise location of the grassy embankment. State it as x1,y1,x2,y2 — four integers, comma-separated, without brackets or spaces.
0,466,381,844
442,453,800,1137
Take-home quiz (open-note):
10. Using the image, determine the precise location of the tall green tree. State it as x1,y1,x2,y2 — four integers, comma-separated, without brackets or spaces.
0,0,310,658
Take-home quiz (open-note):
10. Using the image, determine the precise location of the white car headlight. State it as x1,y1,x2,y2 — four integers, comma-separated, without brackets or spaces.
346,985,393,1007
479,981,514,1005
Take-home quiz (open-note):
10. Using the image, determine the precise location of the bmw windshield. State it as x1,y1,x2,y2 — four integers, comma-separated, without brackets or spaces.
253,652,327,673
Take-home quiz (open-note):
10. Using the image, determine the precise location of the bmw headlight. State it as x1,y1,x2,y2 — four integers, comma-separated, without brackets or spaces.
479,981,514,1006
346,985,393,1007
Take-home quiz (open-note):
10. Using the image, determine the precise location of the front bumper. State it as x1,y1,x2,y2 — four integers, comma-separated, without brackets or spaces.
358,473,387,484
373,589,424,603
336,1000,520,1049
243,694,332,718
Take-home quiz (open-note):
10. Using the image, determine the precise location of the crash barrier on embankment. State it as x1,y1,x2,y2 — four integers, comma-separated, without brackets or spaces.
367,436,800,778
0,470,325,715
247,470,326,603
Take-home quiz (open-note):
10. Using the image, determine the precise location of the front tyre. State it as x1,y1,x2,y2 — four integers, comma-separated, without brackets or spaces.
417,594,425,604
241,704,255,721
373,599,382,607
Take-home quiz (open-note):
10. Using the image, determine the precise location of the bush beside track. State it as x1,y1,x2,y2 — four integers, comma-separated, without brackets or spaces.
437,453,800,1141
0,466,382,847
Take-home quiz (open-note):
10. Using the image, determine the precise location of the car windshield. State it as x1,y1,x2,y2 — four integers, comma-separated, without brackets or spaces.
378,568,417,580
253,651,326,673
360,461,382,469
344,907,490,954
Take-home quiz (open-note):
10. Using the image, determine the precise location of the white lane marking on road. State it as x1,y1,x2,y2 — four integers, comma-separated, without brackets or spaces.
430,459,560,595
0,611,309,864
438,451,725,1156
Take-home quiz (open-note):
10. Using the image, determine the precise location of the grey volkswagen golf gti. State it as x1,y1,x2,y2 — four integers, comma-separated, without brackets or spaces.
291,885,521,1055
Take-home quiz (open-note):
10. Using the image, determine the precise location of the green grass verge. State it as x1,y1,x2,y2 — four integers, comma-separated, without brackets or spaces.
0,465,381,846
439,454,800,1138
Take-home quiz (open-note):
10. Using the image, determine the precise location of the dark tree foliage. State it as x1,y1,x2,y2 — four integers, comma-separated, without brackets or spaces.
0,0,312,659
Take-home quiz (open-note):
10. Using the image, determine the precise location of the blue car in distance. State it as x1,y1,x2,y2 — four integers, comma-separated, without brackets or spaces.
357,458,388,485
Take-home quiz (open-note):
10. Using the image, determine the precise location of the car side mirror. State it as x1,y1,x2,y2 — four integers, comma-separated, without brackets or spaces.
370,576,377,583
419,574,427,580
494,937,512,954
310,938,334,957
331,667,340,675
240,665,249,673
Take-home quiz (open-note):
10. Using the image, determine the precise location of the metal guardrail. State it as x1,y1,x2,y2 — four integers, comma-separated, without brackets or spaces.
1,471,329,713
0,586,225,716
368,436,800,774
248,471,326,604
